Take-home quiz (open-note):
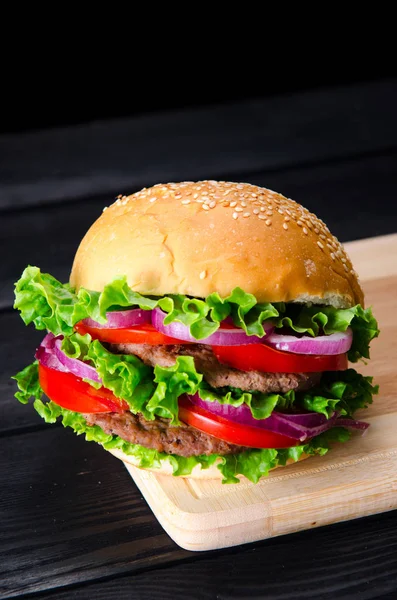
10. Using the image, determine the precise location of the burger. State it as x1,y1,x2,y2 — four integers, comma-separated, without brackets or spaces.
13,181,379,483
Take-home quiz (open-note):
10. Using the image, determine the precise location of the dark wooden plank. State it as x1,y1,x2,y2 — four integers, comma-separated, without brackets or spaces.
1,151,397,312
16,512,397,600
1,79,396,211
0,427,188,599
0,311,45,434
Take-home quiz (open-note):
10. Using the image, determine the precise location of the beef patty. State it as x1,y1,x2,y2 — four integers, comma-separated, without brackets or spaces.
84,411,243,456
110,342,322,394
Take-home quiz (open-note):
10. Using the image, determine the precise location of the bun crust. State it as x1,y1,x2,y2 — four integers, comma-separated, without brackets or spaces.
70,181,363,307
107,448,311,479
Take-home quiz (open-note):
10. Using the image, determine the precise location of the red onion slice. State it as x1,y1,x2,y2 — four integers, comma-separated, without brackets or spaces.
186,393,370,441
335,417,370,431
36,333,102,384
186,393,339,441
82,308,152,329
265,328,353,355
35,334,69,373
53,338,102,383
152,307,274,345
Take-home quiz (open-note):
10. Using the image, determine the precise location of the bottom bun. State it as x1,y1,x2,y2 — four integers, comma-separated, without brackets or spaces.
107,448,311,480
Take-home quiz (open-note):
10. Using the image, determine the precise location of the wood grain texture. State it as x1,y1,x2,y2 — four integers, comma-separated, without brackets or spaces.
0,79,396,210
0,427,188,599
27,511,397,600
0,311,47,434
121,234,397,551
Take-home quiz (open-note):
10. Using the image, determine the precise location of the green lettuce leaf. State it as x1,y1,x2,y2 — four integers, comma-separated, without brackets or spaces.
147,357,203,424
302,369,378,417
16,333,202,424
198,369,378,420
275,304,379,362
14,267,86,336
197,385,296,420
14,267,379,360
33,399,351,484
12,361,42,404
61,333,202,425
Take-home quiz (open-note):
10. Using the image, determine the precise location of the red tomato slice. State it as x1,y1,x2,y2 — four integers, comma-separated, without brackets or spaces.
178,397,298,448
213,343,348,373
75,322,190,345
38,363,128,413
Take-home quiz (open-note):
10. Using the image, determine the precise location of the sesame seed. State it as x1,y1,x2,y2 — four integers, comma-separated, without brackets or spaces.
209,201,216,208
243,212,250,218
260,207,266,212
266,210,273,216
253,208,260,214
251,193,257,198
199,270,207,279
341,257,347,263
303,227,308,235
330,252,335,260
314,227,319,234
258,214,267,220
237,184,244,189
149,197,157,203
297,220,303,227
278,209,284,215
202,204,210,211
283,223,288,230
319,233,326,240
193,193,199,199
223,201,230,207
241,201,247,207
265,219,272,226
181,199,190,205
235,207,243,213
317,241,324,249
103,206,108,211
232,212,239,220
230,201,237,207
284,216,290,222
343,263,349,272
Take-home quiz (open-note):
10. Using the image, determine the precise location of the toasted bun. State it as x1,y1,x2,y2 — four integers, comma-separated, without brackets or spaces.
70,180,363,308
107,448,311,479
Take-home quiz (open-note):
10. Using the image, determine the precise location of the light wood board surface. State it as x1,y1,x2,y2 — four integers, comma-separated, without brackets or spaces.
122,233,397,551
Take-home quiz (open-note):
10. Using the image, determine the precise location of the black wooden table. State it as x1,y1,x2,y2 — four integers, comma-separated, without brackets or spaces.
1,79,397,600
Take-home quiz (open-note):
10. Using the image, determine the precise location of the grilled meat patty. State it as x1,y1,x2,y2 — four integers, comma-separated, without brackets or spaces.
110,342,322,394
84,411,244,456
94,343,322,455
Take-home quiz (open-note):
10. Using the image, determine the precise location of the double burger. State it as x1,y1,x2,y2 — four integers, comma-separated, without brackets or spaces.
13,181,379,483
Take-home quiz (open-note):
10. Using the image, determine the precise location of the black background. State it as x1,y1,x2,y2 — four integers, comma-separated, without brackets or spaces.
1,72,393,134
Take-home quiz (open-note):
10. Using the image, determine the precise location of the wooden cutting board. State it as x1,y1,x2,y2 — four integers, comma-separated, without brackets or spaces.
122,233,397,551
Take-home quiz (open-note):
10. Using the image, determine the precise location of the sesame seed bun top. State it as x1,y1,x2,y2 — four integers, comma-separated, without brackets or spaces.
69,181,364,308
